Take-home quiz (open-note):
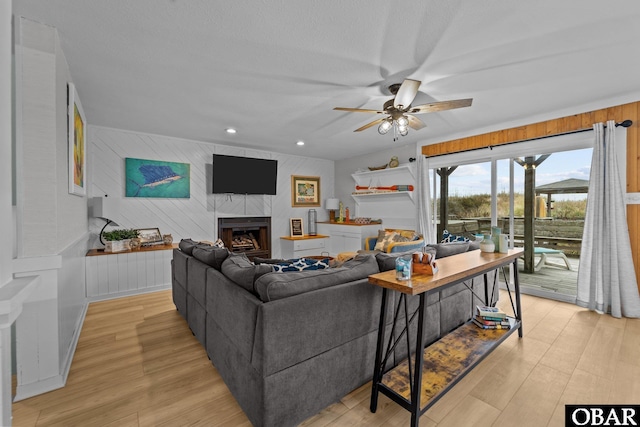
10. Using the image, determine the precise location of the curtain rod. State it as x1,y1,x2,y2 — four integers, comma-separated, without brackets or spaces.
425,119,633,158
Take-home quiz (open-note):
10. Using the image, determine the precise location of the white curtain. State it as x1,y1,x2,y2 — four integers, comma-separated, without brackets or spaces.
416,155,436,244
577,120,640,318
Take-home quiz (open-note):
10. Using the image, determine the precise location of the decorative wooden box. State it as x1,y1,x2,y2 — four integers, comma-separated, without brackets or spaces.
411,252,438,275
104,239,131,253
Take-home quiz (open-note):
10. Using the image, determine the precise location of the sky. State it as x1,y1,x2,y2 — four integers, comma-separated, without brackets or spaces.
446,148,592,201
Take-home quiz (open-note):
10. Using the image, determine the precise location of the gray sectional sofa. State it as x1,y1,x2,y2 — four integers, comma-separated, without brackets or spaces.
171,238,490,427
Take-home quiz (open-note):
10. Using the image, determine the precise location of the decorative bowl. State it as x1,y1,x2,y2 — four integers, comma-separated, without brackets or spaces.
368,164,388,171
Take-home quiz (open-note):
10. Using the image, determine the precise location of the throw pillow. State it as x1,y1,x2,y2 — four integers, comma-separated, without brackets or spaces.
192,246,229,271
392,234,411,243
396,229,420,240
270,257,331,273
221,252,272,293
374,230,398,251
441,230,470,243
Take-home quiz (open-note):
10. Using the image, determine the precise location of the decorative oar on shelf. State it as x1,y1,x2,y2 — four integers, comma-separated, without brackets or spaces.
355,185,414,191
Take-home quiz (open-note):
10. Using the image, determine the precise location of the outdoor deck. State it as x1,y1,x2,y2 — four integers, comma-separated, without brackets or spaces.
514,255,579,302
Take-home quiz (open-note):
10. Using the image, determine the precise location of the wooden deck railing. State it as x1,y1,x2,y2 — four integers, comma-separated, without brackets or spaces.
513,235,582,256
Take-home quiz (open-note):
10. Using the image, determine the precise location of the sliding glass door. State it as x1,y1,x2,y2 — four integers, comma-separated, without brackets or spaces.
426,132,595,303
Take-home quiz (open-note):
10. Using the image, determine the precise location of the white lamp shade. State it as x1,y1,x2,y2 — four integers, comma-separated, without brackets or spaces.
325,198,340,210
92,196,120,225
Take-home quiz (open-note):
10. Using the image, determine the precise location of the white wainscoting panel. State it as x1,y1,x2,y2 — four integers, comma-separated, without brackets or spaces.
86,248,173,301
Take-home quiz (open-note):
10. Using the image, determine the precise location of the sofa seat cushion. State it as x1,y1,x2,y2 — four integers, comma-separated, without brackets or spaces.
192,246,229,271
221,253,273,293
254,254,379,302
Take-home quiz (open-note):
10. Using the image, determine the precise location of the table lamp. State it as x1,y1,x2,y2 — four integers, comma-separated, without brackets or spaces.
326,198,340,222
92,196,120,245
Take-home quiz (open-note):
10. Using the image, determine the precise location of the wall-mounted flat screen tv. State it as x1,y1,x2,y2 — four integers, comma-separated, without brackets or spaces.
212,154,278,195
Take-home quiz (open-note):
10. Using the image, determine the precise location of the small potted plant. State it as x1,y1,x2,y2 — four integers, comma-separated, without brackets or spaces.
102,228,140,253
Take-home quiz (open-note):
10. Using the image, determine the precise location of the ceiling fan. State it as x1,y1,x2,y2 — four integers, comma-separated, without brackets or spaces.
333,79,472,139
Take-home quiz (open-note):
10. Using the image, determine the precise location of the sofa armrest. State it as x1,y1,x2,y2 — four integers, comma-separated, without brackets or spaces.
386,238,425,253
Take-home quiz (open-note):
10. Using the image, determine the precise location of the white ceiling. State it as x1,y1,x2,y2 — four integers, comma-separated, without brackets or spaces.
13,0,640,160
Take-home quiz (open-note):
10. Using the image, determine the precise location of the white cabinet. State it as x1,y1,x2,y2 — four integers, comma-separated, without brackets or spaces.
85,245,174,301
351,164,417,223
317,223,382,256
280,235,329,259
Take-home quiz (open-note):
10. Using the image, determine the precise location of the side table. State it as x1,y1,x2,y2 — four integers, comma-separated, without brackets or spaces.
368,249,523,427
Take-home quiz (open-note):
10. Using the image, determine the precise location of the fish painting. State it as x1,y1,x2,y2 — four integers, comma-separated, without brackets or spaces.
125,158,190,198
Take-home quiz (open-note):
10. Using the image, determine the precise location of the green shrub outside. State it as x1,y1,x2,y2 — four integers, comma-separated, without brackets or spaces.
438,192,587,220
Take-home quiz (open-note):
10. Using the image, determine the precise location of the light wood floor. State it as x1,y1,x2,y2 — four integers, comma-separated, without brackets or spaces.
12,289,640,426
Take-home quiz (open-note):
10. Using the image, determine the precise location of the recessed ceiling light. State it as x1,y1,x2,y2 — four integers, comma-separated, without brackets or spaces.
296,141,305,146
226,128,237,134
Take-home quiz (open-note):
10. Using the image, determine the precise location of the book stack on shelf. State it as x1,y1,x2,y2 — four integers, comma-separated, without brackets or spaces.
473,305,511,330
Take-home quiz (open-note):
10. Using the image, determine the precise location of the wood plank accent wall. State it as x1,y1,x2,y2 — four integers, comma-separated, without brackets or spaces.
421,101,640,292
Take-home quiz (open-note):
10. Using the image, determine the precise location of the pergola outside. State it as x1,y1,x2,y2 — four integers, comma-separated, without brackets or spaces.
535,178,590,217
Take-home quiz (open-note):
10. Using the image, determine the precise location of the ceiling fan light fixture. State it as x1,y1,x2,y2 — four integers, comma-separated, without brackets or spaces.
378,120,392,135
396,116,409,127
398,125,408,136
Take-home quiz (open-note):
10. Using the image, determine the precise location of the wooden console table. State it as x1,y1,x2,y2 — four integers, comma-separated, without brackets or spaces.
368,248,523,427
86,243,178,256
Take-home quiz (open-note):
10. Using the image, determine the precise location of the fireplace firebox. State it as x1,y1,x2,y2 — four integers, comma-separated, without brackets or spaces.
218,217,271,260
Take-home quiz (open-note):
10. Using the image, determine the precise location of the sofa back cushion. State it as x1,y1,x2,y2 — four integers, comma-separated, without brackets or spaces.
178,238,211,255
254,254,379,302
427,241,470,258
192,246,229,271
375,248,437,272
221,253,272,293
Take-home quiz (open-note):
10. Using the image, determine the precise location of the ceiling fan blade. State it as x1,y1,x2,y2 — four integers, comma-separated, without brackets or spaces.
333,107,385,114
407,115,426,130
354,118,386,132
393,79,421,109
408,98,473,114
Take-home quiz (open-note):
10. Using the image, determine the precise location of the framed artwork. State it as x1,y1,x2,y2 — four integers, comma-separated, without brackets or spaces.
135,228,163,245
68,83,87,196
290,218,304,237
291,175,321,207
125,158,190,198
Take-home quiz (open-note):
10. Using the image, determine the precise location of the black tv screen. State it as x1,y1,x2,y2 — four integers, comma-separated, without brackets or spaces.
212,154,278,195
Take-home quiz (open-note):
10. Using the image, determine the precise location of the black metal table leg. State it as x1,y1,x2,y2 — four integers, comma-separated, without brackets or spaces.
512,259,523,337
409,293,427,427
483,273,489,305
370,288,389,412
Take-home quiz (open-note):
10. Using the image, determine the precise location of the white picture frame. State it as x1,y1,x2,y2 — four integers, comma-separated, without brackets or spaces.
68,82,87,196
